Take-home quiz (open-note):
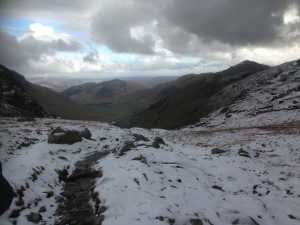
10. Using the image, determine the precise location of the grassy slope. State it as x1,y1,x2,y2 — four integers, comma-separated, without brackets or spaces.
26,83,102,121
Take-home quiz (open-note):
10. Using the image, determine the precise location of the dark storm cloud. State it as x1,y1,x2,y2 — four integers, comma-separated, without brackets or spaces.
164,0,300,46
0,31,81,69
90,0,161,54
89,0,300,54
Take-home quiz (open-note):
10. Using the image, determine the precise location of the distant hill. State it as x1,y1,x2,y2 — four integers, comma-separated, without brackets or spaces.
130,60,270,129
0,65,101,120
61,73,214,125
62,79,145,103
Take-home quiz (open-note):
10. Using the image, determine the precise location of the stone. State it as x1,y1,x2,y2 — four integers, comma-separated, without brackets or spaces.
48,127,92,145
45,191,54,198
190,219,203,225
238,148,249,155
10,209,21,218
39,206,46,213
78,128,92,140
212,185,225,192
133,133,150,142
17,117,36,122
27,212,42,223
211,148,226,154
118,141,135,156
238,148,251,158
57,168,69,181
152,137,165,148
15,198,24,206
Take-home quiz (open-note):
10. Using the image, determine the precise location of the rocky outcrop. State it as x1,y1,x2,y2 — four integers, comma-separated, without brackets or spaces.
0,65,49,117
48,127,92,145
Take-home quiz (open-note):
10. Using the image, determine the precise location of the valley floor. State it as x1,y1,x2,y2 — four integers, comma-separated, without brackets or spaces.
0,117,299,225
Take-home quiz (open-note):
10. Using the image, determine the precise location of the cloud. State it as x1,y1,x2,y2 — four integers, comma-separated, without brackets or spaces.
90,0,159,54
88,0,300,57
0,23,81,70
1,0,300,76
83,50,100,64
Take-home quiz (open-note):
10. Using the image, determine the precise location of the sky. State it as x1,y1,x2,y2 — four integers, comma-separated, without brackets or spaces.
0,0,300,78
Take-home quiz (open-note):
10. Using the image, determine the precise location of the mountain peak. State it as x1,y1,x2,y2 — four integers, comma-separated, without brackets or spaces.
227,60,270,73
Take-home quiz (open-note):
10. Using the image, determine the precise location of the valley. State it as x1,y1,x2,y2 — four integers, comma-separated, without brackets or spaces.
0,59,299,225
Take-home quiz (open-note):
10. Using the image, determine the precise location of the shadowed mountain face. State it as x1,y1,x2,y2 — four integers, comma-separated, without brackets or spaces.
129,60,270,129
0,65,101,120
0,65,49,117
61,73,215,125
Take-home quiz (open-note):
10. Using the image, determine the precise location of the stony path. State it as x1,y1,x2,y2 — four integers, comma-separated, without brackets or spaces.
55,151,108,225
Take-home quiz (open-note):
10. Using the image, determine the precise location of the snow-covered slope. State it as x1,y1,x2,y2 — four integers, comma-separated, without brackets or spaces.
1,117,299,225
189,59,300,130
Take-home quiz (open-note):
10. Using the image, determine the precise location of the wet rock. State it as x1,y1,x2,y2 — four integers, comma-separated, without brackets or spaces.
27,212,42,223
211,148,226,154
190,218,203,225
48,127,92,145
152,137,165,148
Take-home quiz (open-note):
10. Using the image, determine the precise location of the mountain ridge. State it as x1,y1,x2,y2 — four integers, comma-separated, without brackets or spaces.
130,60,271,129
0,65,101,120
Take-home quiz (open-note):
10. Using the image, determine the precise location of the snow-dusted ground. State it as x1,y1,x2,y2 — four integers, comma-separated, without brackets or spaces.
0,117,299,225
190,59,300,130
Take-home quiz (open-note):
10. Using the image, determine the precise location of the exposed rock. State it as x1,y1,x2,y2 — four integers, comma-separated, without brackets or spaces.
212,185,225,192
48,127,92,145
118,141,135,156
238,148,249,155
190,218,203,225
132,155,149,166
57,168,69,181
152,137,165,148
211,148,226,154
168,218,175,225
27,212,42,223
17,117,36,122
232,219,239,224
238,148,251,158
78,128,92,140
55,151,108,225
15,198,24,207
133,133,150,142
45,191,54,198
39,206,46,213
156,216,164,221
10,209,21,218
